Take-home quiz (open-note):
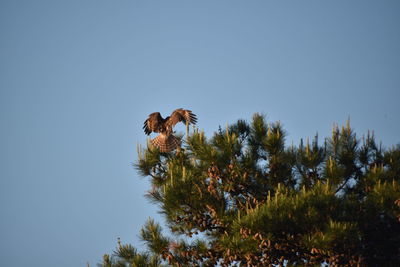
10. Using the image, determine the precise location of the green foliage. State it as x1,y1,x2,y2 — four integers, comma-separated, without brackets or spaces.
99,238,161,267
140,219,170,255
100,114,400,266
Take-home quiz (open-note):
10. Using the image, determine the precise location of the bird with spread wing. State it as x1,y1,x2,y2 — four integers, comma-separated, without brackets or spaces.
143,108,197,152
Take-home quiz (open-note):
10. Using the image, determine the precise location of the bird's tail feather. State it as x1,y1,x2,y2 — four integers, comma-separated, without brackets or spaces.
151,134,181,152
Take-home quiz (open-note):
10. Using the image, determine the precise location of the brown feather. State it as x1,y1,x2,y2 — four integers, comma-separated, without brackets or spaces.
151,134,181,152
143,112,164,135
143,108,197,152
166,109,197,129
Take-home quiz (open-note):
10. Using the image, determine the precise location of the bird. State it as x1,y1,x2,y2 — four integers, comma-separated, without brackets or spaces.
143,108,197,152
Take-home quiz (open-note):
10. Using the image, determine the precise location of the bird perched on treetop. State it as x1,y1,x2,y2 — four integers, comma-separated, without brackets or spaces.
143,109,197,152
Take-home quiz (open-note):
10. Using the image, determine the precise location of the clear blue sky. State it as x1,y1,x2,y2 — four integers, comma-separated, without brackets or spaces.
1,1,399,266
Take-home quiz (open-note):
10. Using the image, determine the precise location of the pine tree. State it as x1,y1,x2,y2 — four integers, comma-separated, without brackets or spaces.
100,113,400,266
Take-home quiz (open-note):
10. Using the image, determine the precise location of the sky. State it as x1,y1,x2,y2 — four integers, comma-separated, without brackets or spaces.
0,0,399,266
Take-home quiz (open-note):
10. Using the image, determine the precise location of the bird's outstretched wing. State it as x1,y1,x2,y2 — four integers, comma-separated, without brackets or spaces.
166,108,197,129
143,112,164,135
